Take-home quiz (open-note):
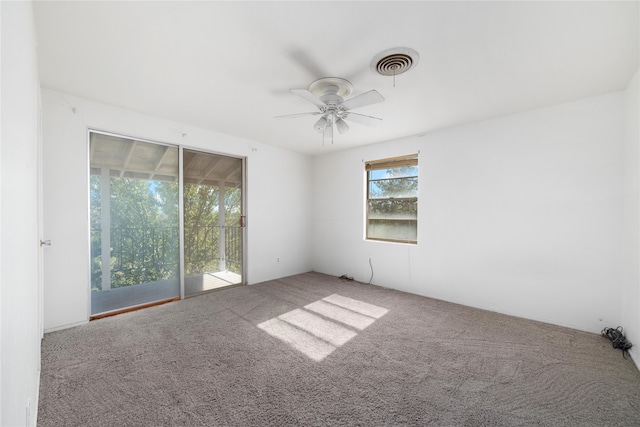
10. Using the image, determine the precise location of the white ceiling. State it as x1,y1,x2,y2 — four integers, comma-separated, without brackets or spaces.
33,1,639,156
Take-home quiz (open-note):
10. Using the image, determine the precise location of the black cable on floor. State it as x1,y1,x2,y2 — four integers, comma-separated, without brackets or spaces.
338,275,354,282
602,326,633,358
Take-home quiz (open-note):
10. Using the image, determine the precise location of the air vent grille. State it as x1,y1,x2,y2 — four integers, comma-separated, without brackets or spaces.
371,48,419,77
375,53,414,76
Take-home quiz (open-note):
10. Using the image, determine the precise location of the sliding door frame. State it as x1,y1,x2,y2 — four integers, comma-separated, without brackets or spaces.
179,146,186,299
87,128,247,317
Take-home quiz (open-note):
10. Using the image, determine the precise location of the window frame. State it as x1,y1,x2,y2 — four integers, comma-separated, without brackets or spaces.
365,154,418,244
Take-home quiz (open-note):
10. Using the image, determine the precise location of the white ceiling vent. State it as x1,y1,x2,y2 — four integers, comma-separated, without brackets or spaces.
371,47,419,77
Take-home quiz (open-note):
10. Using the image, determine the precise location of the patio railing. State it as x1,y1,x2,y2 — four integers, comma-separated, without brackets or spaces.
91,225,242,289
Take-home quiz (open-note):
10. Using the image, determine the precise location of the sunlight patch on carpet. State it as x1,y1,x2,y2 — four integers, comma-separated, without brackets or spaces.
257,294,388,361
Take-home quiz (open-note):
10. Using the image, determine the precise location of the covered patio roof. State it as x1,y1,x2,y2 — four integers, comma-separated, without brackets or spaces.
90,132,242,188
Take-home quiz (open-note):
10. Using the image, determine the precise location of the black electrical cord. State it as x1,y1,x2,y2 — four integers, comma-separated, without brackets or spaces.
338,275,354,282
602,326,633,358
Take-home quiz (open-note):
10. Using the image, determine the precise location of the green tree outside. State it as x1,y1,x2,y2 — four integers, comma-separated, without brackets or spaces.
91,176,242,291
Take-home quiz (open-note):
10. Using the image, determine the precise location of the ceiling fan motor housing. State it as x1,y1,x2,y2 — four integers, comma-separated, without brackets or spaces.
309,77,353,97
319,86,343,107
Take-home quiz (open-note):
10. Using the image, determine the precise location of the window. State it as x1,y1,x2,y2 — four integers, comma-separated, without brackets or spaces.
366,154,418,244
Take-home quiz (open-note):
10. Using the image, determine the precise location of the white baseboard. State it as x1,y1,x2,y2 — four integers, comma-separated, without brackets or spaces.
44,319,88,334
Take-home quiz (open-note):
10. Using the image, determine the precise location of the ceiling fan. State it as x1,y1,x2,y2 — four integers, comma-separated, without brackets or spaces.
275,77,384,145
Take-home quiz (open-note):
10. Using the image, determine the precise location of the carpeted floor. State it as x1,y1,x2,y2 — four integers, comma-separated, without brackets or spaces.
38,272,640,426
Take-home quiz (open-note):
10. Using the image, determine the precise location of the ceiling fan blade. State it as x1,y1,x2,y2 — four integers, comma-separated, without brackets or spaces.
274,112,322,119
291,89,327,107
340,90,385,111
288,49,328,79
343,112,383,127
323,121,333,145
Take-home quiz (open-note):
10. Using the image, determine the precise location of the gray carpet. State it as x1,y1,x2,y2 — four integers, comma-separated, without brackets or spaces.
38,272,640,426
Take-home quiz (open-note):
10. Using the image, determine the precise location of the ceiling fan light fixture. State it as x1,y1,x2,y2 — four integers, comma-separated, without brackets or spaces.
314,116,327,133
335,117,349,134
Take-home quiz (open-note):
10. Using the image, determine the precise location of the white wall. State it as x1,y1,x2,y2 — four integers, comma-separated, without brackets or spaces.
1,1,42,425
312,91,625,334
42,90,312,331
622,68,639,364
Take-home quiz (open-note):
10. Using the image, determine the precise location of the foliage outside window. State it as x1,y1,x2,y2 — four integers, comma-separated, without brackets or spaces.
89,133,244,294
90,175,180,291
366,154,418,244
182,183,243,276
90,176,243,291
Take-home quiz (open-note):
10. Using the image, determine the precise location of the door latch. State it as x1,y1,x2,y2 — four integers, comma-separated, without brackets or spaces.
40,239,51,247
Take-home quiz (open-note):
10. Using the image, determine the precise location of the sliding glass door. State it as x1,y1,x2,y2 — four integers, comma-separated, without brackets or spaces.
89,132,244,315
89,132,180,315
183,150,243,296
